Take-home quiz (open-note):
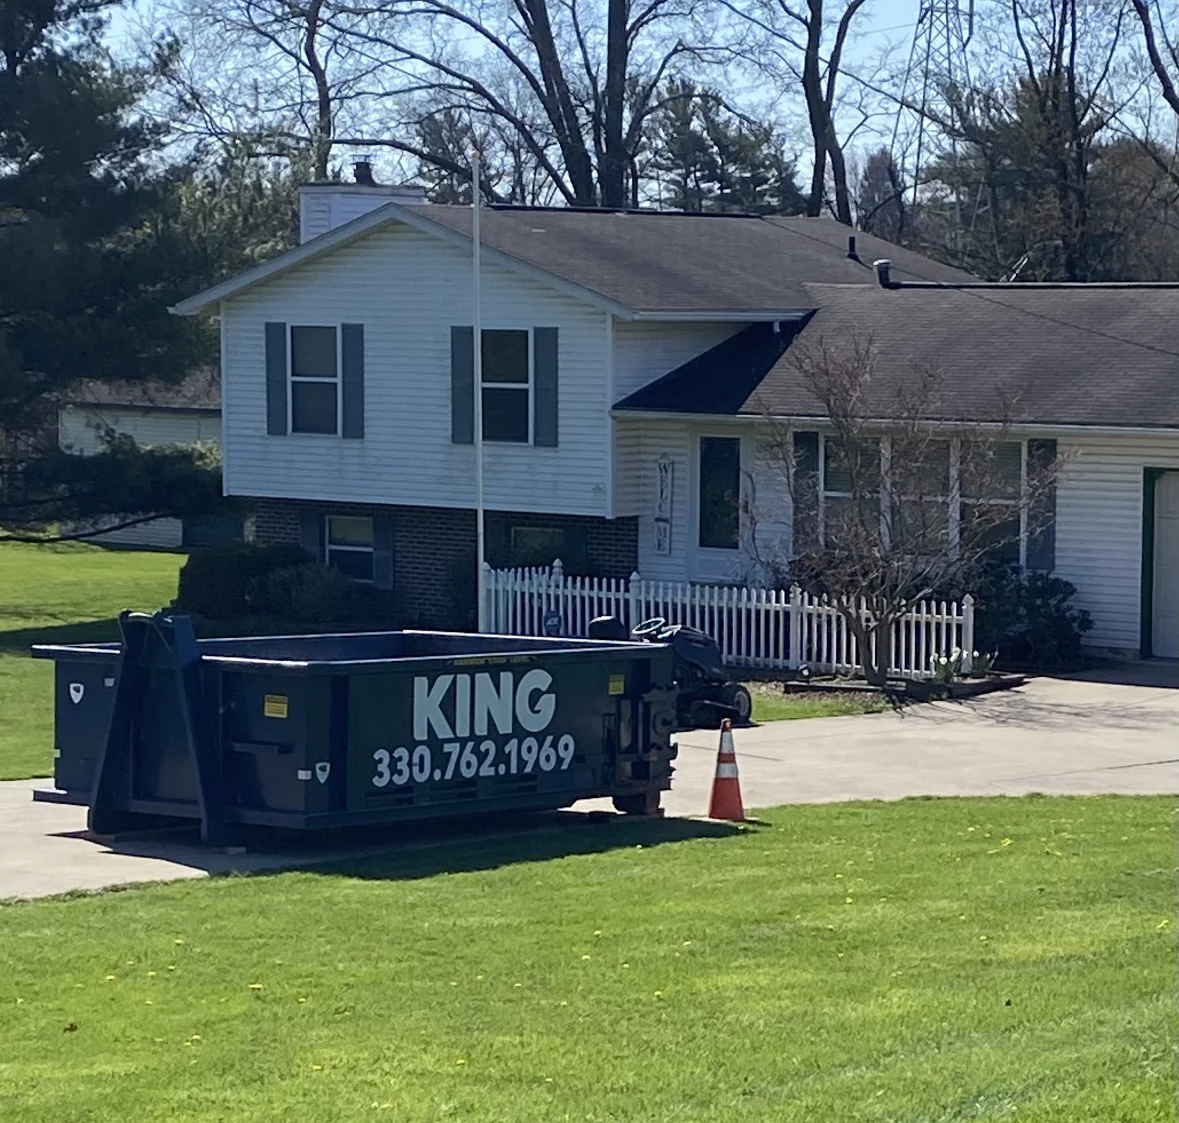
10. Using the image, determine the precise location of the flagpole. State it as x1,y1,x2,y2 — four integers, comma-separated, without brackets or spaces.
472,151,487,631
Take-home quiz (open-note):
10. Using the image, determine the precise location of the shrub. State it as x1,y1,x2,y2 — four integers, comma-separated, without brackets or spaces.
246,563,400,627
973,566,1093,669
175,542,309,618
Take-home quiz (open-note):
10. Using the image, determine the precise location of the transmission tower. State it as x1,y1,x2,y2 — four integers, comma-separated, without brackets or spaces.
890,0,975,250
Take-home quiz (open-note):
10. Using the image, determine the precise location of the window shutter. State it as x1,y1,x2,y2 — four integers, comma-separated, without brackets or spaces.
451,326,474,444
485,518,509,569
533,327,559,447
1025,438,1057,571
793,431,820,553
265,322,288,435
341,323,365,439
373,513,394,590
298,510,322,561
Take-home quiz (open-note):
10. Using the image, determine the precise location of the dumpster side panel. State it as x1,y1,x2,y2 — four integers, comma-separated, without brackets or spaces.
220,671,343,815
346,654,654,816
50,657,119,796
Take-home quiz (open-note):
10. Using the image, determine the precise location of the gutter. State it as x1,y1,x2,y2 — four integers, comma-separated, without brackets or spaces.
608,408,1179,438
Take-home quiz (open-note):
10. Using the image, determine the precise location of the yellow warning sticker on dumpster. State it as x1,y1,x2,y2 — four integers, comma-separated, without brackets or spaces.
264,694,289,719
608,674,625,696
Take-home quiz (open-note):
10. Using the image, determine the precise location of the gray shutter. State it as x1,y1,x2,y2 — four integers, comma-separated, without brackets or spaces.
793,431,820,553
533,327,559,447
299,510,323,561
1025,438,1057,571
265,322,288,435
373,513,394,590
451,326,474,444
341,323,365,439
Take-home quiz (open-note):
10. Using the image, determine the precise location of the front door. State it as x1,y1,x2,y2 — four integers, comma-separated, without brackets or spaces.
1153,472,1179,658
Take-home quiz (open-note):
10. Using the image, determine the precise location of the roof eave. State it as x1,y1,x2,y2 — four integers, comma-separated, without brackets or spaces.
610,408,1179,436
625,309,812,323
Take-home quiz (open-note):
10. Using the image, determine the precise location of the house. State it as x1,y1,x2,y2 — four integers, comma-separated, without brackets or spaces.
171,175,1179,660
59,370,242,548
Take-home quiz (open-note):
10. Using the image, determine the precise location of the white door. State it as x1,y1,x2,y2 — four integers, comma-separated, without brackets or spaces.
1153,472,1179,659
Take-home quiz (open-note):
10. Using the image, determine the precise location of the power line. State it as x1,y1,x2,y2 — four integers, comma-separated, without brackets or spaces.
768,218,1179,364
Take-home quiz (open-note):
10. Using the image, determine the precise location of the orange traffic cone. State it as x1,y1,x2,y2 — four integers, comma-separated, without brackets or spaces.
708,718,745,822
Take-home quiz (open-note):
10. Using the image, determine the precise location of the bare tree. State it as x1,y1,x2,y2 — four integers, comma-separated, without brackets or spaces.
720,0,875,224
751,336,1057,685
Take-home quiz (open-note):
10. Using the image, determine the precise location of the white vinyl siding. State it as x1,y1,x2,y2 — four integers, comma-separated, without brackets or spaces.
1055,434,1179,653
611,321,740,401
221,223,611,517
57,406,221,550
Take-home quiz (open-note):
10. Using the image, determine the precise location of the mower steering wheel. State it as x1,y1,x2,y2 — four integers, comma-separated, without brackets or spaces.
632,617,667,639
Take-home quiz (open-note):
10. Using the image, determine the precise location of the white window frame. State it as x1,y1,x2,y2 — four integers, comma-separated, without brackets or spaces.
324,514,375,583
480,328,533,445
818,433,1028,565
289,324,342,437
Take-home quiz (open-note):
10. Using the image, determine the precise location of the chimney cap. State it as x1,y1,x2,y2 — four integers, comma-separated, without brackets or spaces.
351,154,376,185
873,258,894,287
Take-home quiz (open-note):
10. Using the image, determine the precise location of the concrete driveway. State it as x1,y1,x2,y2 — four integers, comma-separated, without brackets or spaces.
3,666,1175,901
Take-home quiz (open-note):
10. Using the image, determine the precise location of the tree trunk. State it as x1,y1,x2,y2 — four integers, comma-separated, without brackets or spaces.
826,123,853,225
520,0,597,204
802,0,828,217
599,0,629,208
304,0,333,180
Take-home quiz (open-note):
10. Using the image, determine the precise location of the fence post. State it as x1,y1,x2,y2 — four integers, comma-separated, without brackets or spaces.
482,562,495,633
551,558,565,632
628,571,642,630
788,584,802,669
962,594,975,673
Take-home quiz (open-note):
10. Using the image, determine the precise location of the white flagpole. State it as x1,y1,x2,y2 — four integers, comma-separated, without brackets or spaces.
472,151,487,631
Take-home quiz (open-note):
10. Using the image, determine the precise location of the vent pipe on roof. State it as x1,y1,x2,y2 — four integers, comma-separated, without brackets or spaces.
873,258,893,288
847,235,859,261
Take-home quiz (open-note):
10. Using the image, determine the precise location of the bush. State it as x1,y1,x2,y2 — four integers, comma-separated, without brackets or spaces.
247,563,400,627
175,542,310,618
973,566,1093,669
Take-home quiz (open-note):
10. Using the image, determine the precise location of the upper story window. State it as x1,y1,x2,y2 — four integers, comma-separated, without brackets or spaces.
290,326,339,434
266,321,363,439
481,330,530,443
450,326,558,448
325,515,374,581
698,436,741,550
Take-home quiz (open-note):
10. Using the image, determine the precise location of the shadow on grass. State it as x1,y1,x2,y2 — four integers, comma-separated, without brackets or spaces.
35,811,746,898
0,617,127,652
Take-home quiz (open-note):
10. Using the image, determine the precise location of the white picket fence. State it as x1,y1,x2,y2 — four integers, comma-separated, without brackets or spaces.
483,560,975,679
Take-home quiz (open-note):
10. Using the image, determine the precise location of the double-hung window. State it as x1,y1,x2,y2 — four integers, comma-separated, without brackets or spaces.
325,515,375,581
481,329,531,443
891,439,951,552
290,326,339,434
960,440,1024,565
821,438,881,548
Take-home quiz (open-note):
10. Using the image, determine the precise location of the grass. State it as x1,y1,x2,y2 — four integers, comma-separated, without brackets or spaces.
748,681,890,722
0,542,185,781
0,795,1175,1122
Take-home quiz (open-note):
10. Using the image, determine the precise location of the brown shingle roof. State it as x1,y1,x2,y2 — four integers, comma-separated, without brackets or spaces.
616,283,1179,429
746,284,1179,428
415,207,976,312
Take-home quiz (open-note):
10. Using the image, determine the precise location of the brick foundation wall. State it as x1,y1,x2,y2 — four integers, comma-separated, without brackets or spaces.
252,498,638,628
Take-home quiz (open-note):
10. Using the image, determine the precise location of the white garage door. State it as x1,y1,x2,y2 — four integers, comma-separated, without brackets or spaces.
1154,472,1179,659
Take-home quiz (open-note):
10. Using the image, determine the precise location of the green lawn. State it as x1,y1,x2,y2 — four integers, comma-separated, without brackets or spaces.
1,796,1175,1122
748,683,889,722
0,542,185,780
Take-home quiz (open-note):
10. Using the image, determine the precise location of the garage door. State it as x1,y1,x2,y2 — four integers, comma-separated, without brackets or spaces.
1154,472,1179,659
